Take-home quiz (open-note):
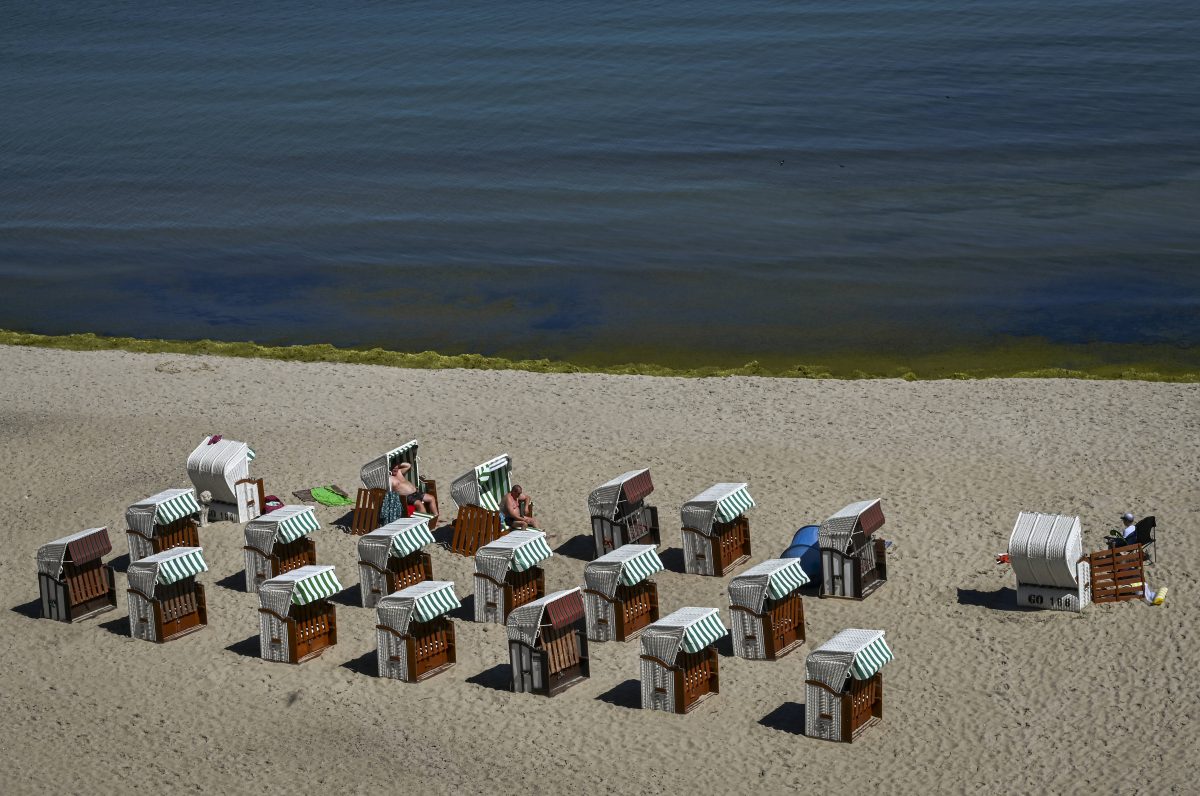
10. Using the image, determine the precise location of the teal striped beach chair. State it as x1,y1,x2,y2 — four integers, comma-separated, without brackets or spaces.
805,628,892,742
449,453,524,555
353,440,438,535
258,565,342,664
357,514,437,608
125,488,203,561
728,558,809,660
639,607,728,714
242,505,321,594
126,547,209,643
376,580,460,682
680,483,756,576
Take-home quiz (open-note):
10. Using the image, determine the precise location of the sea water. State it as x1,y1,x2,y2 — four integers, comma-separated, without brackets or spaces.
2,1,1197,368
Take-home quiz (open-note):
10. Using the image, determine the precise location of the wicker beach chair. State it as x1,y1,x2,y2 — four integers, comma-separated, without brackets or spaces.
582,544,663,642
680,483,755,576
728,558,809,660
588,469,660,558
352,440,438,535
376,581,460,682
473,530,552,624
357,515,436,608
243,506,321,593
639,607,728,714
805,629,892,743
507,588,589,696
449,453,534,556
186,436,263,523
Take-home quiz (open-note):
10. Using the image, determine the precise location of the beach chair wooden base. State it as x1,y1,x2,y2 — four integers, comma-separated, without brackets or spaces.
352,488,386,536
451,504,508,556
377,616,457,682
1088,544,1145,604
806,672,883,743
642,648,720,714
731,590,805,660
510,622,590,696
39,563,118,623
129,582,208,643
260,601,338,664
590,504,661,559
682,516,751,577
127,517,201,561
244,538,318,593
475,567,545,624
820,537,888,600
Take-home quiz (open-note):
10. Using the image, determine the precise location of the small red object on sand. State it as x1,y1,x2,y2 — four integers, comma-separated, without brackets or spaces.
207,434,223,445
995,553,1010,565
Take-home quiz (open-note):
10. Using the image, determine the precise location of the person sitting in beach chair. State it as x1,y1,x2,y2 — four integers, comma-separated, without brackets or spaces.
502,485,538,529
389,461,438,517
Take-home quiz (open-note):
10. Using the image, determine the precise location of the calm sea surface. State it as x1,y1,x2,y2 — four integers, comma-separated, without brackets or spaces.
2,1,1198,366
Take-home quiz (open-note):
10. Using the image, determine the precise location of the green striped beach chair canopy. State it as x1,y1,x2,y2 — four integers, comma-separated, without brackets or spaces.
583,544,665,600
360,439,420,491
727,558,811,614
127,547,208,598
36,527,113,578
258,565,342,617
474,530,552,584
639,607,729,668
126,487,202,538
377,580,461,636
817,498,885,554
357,515,436,571
187,435,255,504
680,482,756,536
450,453,513,512
1007,511,1084,589
506,587,585,648
244,505,321,556
588,469,654,520
806,628,893,693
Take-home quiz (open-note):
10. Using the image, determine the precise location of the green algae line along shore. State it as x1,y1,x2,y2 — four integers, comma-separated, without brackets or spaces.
2,329,1198,383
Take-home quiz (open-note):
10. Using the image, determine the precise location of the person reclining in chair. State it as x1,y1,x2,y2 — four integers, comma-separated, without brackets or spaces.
502,484,538,529
389,461,438,517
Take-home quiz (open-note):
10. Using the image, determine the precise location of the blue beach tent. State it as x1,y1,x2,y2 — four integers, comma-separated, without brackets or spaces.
781,524,821,581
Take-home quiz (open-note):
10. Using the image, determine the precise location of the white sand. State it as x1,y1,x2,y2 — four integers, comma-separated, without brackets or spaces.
0,345,1195,794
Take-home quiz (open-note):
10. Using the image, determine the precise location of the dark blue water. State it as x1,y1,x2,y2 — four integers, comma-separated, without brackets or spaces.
2,1,1198,365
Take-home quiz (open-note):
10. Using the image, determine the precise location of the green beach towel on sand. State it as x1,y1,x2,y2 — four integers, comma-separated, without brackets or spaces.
311,486,354,507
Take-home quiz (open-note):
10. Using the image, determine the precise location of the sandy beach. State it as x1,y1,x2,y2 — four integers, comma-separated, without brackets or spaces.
1,344,1195,795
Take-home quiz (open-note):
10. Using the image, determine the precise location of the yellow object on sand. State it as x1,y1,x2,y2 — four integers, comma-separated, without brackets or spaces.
1153,587,1167,606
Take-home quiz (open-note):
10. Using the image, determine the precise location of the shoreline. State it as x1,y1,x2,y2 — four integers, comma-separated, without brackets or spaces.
2,328,1198,382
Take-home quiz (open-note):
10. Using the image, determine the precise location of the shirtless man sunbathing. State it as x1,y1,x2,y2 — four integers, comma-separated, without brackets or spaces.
502,484,538,529
389,461,438,517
